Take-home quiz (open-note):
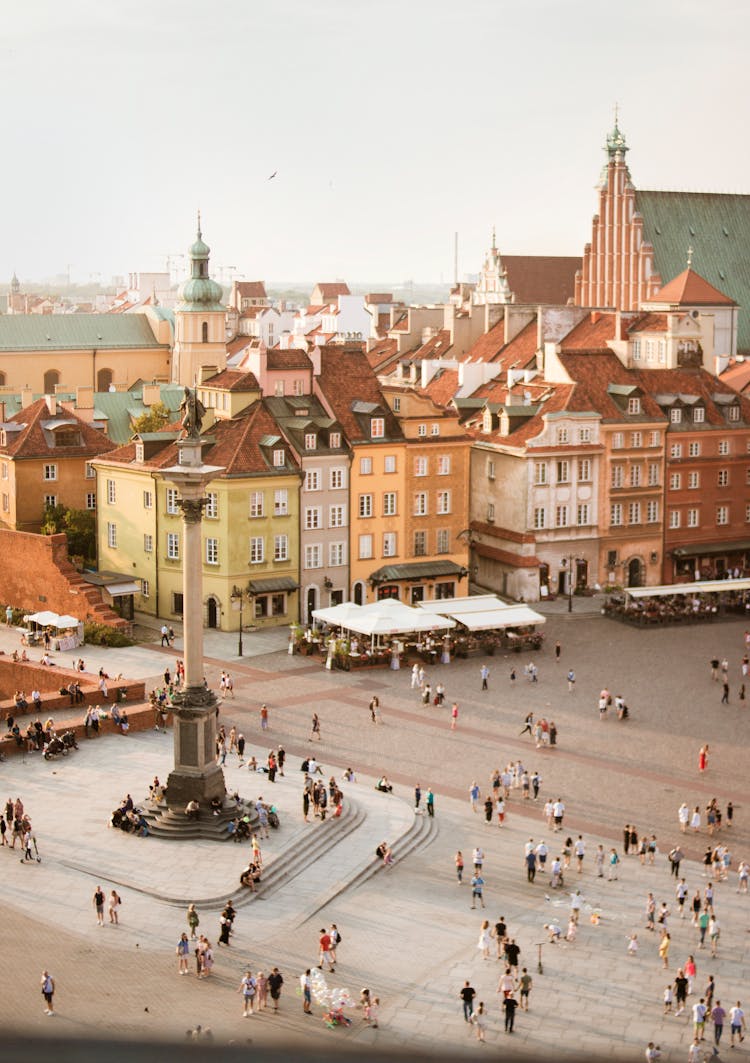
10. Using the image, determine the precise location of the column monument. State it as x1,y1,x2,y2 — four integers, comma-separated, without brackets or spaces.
162,388,226,809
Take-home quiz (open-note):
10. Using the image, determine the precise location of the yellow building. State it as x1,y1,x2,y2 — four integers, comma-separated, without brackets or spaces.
94,375,301,630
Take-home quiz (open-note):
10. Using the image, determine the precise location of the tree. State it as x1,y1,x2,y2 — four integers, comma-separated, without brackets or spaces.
42,504,96,563
132,401,171,434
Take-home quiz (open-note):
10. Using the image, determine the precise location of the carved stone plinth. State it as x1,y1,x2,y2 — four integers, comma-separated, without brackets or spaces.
165,689,225,809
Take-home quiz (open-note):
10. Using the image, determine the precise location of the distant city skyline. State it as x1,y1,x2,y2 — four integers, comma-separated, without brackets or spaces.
2,0,747,286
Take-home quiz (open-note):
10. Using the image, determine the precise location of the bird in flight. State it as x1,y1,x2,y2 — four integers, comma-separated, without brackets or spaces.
268,171,277,180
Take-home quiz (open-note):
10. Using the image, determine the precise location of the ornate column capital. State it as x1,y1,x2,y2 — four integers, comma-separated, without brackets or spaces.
179,497,208,524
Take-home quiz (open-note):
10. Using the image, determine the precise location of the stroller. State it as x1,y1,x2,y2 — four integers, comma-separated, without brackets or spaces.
43,735,68,760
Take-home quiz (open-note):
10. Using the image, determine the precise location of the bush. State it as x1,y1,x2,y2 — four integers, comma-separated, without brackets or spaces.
2,605,27,626
83,621,135,648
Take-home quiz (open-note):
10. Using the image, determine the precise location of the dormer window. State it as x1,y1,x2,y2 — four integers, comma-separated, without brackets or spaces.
273,448,285,467
430,423,440,436
393,397,401,413
670,408,682,424
628,397,642,415
693,407,705,424
370,417,385,439
418,424,427,437
556,427,569,444
728,404,740,422
329,431,341,448
632,339,641,361
482,410,492,433
135,443,144,463
304,433,316,451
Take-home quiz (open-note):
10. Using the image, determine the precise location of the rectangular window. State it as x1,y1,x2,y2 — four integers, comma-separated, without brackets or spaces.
274,534,288,562
630,464,642,487
305,468,321,491
249,491,264,518
329,541,345,566
107,522,117,549
746,504,750,523
205,492,218,519
688,441,701,457
670,408,682,424
414,457,428,477
437,455,451,475
167,532,179,559
555,504,568,528
718,469,729,487
533,507,546,529
487,458,496,480
648,463,659,486
487,502,495,522
329,431,341,449
556,460,570,484
143,489,153,509
628,397,642,415
173,592,184,614
631,431,642,448
107,479,116,504
413,530,427,556
44,494,57,508
329,467,345,490
612,432,624,449
86,492,96,510
43,463,57,481
669,473,681,490
274,489,288,516
205,538,219,565
141,579,150,599
360,457,372,475
728,405,740,422
693,407,705,424
533,461,547,485
670,443,683,459
716,505,729,525
577,503,590,526
383,491,397,516
687,508,699,528
304,544,322,569
414,492,428,516
436,528,450,553
579,427,591,443
305,506,322,529
359,534,373,559
611,465,624,488
719,440,730,455
417,423,426,437
382,531,397,557
304,432,317,450
577,459,591,482
144,533,153,552
384,455,396,474
327,504,344,528
0,463,6,481
166,487,179,514
632,339,641,360
358,494,373,519
85,462,95,479
628,501,641,524
647,500,659,524
610,503,623,527
649,431,660,447
250,536,265,563
686,471,699,489
370,417,385,438
669,510,681,529
437,490,451,515
273,448,285,467
556,427,569,444
431,423,440,436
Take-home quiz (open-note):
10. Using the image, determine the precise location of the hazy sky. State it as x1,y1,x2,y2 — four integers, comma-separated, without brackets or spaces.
3,0,748,286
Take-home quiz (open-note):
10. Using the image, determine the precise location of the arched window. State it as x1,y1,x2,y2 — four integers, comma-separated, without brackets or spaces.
202,321,209,343
0,372,6,386
97,368,113,392
43,369,60,393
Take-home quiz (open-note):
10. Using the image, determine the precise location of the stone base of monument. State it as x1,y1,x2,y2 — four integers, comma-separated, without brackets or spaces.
165,763,227,809
141,797,256,842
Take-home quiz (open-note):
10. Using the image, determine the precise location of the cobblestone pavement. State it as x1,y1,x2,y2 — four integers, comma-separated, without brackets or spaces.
2,612,749,1059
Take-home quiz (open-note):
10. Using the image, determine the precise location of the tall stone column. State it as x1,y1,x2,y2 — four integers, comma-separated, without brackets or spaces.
162,433,226,809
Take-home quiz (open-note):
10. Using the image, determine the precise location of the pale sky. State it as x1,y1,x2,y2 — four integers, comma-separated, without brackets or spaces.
3,0,748,287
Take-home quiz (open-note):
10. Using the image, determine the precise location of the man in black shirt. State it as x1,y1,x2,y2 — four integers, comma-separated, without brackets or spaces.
459,981,476,1022
674,970,688,1016
493,918,507,958
267,968,284,1011
503,992,519,1032
505,939,521,972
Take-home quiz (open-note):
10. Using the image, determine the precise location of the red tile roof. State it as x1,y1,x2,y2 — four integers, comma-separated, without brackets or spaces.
234,281,268,299
415,329,451,358
391,313,409,332
315,346,403,443
651,268,736,307
313,283,350,301
634,367,750,426
365,293,393,303
366,338,399,370
628,312,670,333
267,348,313,369
559,352,665,422
502,255,581,304
559,312,617,352
0,399,116,459
720,359,750,394
461,319,507,364
422,368,459,406
203,369,260,391
227,335,253,356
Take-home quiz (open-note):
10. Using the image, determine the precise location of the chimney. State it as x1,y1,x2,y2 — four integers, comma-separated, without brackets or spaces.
76,385,94,410
141,383,161,407
199,364,218,384
45,394,57,416
0,401,6,424
309,346,321,377
21,387,33,409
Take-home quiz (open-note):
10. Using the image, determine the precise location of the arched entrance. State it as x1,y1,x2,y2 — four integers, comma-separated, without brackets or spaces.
206,596,219,628
44,369,60,393
627,557,644,588
306,585,318,623
352,581,365,605
97,367,113,391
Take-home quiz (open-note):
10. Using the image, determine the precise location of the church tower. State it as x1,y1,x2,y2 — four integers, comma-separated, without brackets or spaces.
474,228,513,305
171,216,227,386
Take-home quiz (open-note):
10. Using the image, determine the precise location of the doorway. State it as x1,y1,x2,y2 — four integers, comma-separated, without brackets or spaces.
306,585,317,624
206,597,219,628
627,557,643,587
410,585,424,604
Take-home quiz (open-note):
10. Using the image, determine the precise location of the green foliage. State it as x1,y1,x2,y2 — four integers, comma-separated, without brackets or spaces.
132,401,171,434
42,504,96,562
83,621,134,647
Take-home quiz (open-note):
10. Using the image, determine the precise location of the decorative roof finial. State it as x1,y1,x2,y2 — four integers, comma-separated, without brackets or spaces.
197,209,202,239
491,225,497,252
687,245,693,268
605,105,628,160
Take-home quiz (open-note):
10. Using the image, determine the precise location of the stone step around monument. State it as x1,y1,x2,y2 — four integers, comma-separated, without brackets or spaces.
139,801,259,842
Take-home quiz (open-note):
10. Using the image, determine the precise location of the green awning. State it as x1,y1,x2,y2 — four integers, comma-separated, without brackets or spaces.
368,560,467,584
247,576,299,594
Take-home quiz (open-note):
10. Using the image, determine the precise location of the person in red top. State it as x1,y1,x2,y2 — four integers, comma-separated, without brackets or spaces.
318,928,335,972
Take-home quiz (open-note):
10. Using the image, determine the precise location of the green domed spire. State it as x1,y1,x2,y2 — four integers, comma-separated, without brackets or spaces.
177,212,224,312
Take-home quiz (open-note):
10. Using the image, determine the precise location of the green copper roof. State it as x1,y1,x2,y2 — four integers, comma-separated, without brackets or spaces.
635,190,750,351
0,313,167,352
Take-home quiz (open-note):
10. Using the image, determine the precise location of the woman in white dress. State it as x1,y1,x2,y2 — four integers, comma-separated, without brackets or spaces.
690,807,701,832
477,919,492,959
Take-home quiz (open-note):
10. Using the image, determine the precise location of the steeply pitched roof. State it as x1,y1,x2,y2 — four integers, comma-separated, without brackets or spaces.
266,348,312,370
461,319,507,364
502,255,582,304
203,369,260,391
315,346,403,443
366,338,399,371
313,282,350,301
650,267,737,307
720,359,750,394
422,368,459,406
559,351,665,422
559,313,617,352
635,189,750,346
234,281,267,299
0,312,166,351
0,398,117,459
627,312,670,333
634,367,750,426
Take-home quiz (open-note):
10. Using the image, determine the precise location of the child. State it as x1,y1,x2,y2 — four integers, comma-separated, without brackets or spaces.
365,996,379,1028
627,933,638,956
566,918,577,942
663,984,674,1014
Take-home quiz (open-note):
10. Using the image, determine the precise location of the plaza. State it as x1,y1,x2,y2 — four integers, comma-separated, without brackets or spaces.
1,603,749,1060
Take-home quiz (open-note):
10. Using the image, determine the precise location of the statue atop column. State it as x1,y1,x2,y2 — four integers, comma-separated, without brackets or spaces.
180,386,206,438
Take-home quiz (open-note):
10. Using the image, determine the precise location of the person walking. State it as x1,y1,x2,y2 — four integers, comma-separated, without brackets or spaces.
460,980,476,1023
455,850,464,883
93,885,105,926
470,872,486,909
450,703,459,730
567,669,576,692
480,664,489,690
698,745,709,773
40,970,55,1015
426,788,435,817
519,968,533,1010
176,933,190,974
260,704,269,730
108,890,121,925
309,713,321,741
730,1002,746,1046
711,1000,726,1048
503,991,519,1033
300,970,312,1015
414,783,422,811
471,1001,487,1042
239,971,256,1016
267,968,284,1012
187,903,199,939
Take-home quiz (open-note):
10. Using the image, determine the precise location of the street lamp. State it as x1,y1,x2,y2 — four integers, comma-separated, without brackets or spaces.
231,585,246,657
561,555,576,613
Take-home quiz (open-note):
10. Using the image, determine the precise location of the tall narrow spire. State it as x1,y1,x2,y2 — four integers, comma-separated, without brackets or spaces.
491,225,497,253
605,107,628,160
196,209,202,240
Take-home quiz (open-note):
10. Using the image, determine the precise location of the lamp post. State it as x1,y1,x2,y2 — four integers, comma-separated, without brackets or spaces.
231,585,245,657
562,555,575,613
